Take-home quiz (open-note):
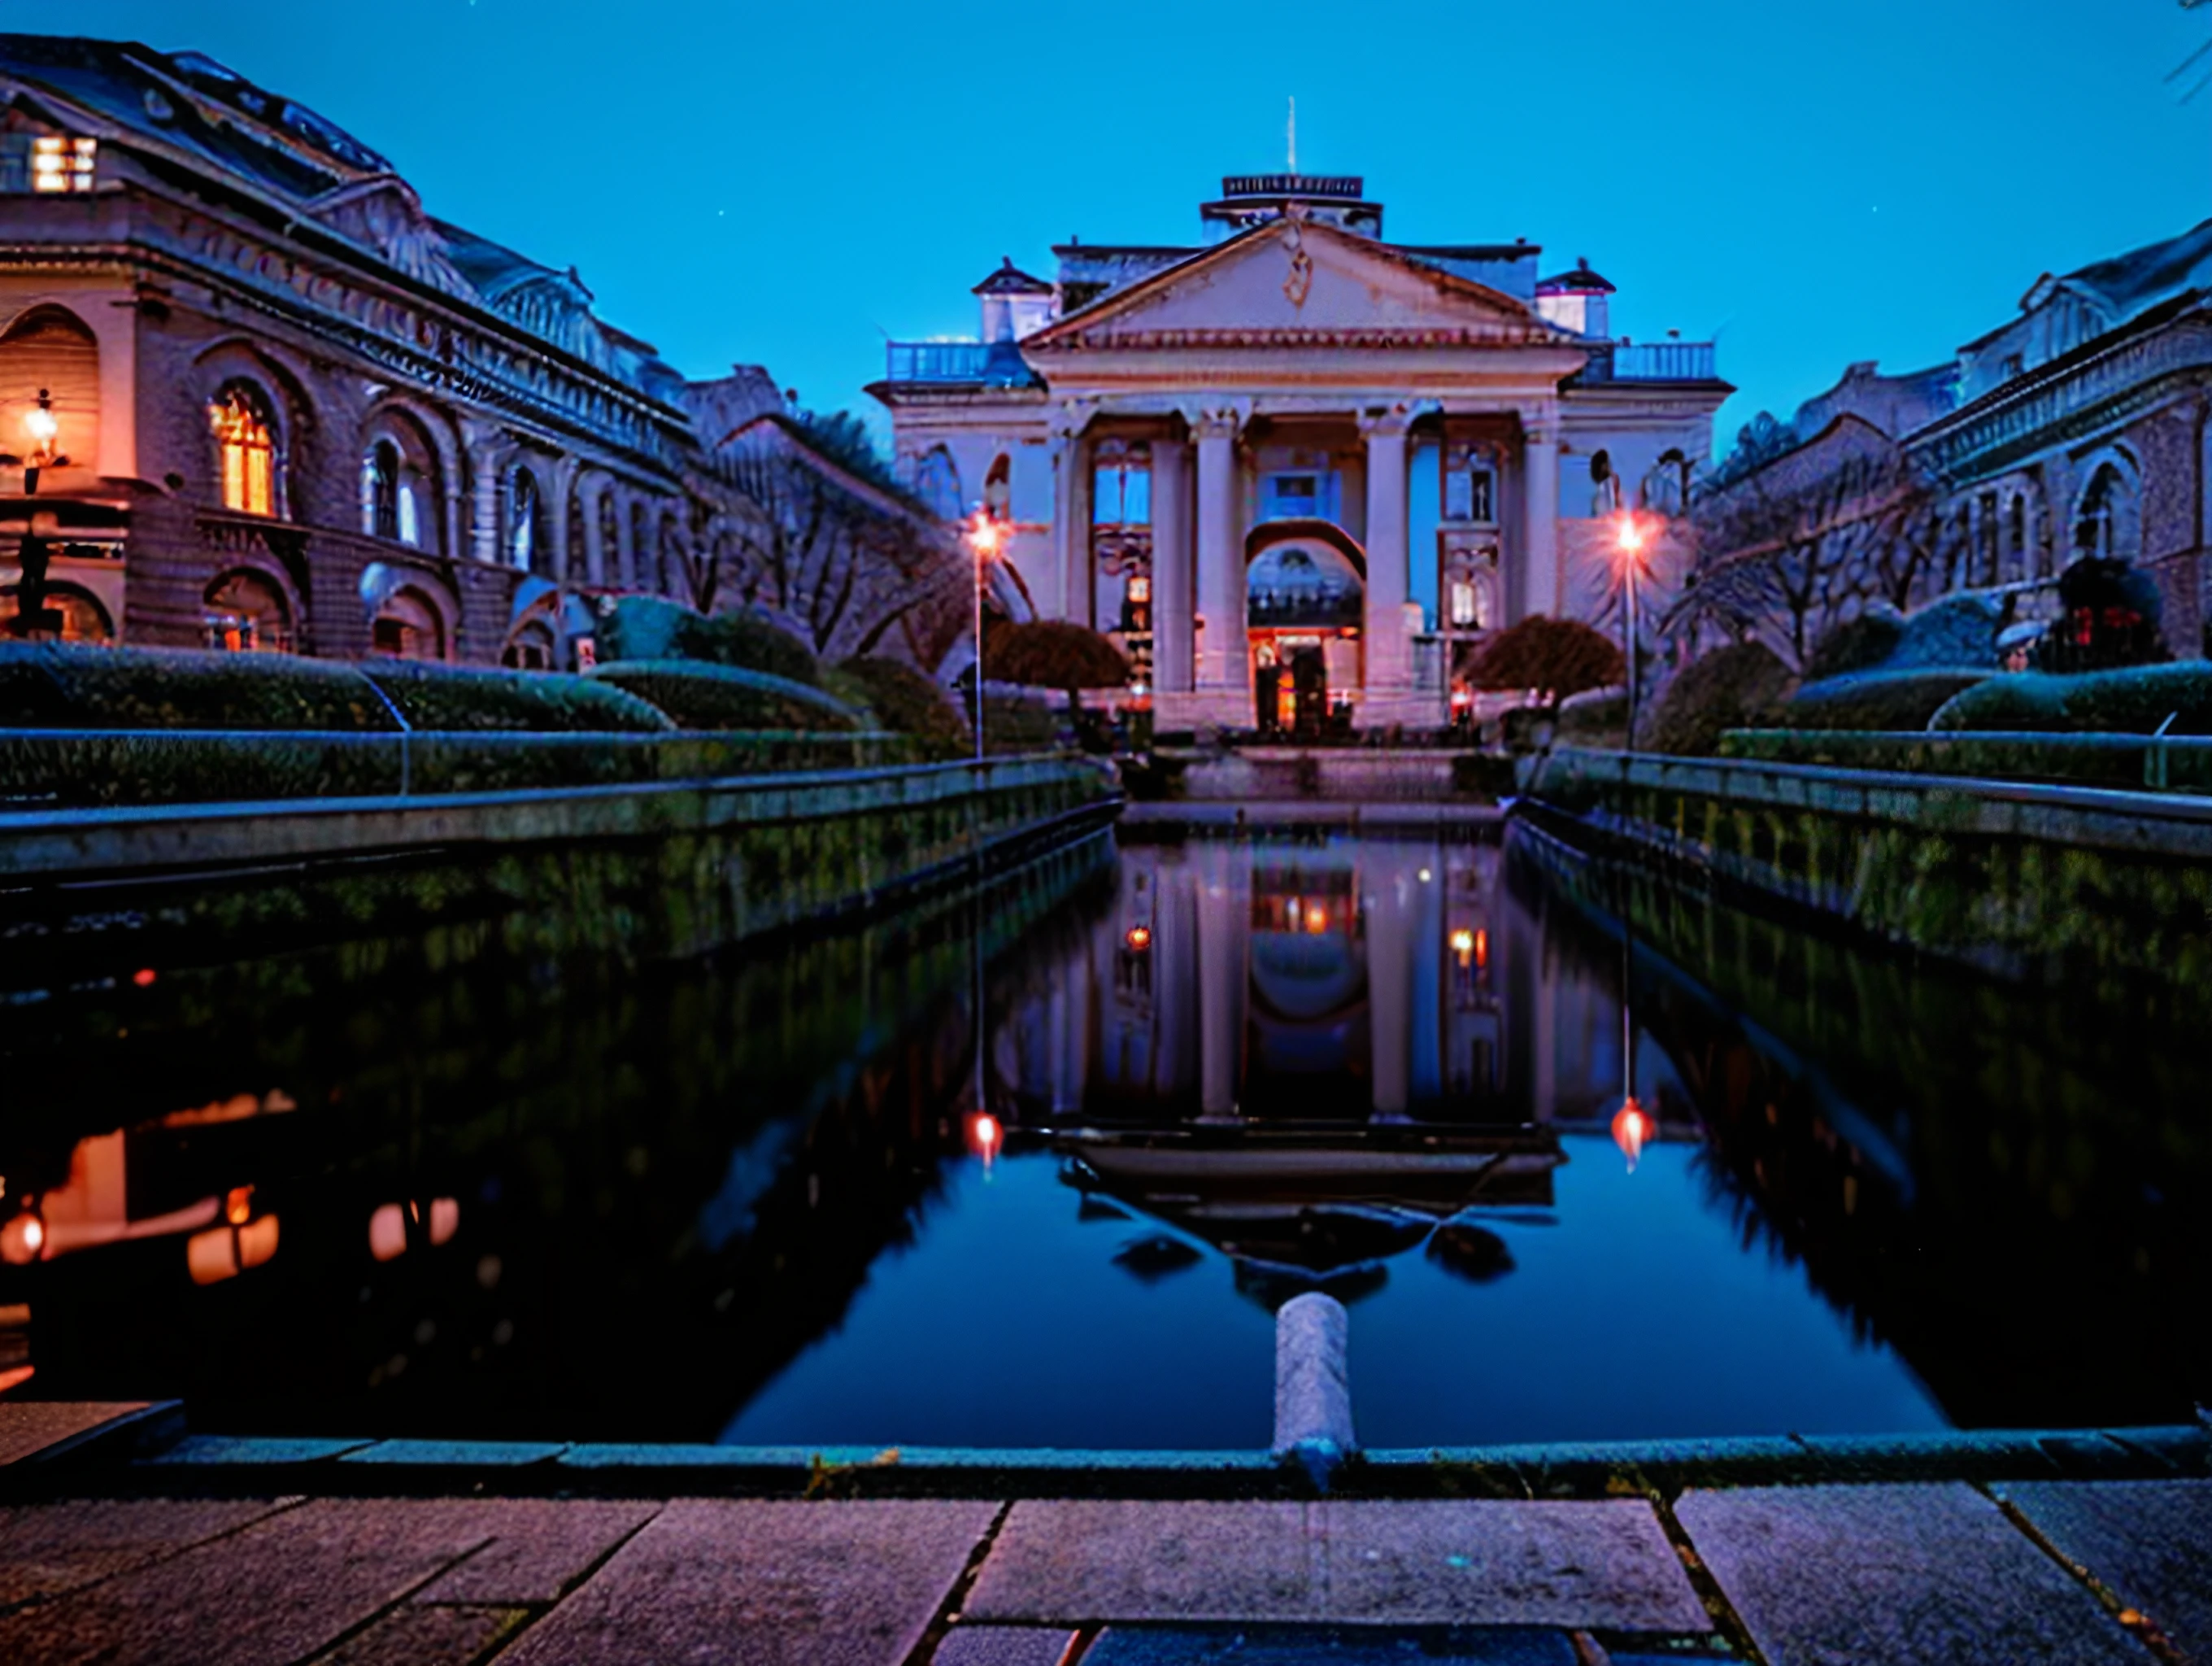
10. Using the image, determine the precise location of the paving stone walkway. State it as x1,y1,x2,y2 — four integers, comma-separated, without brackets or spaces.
0,1408,2207,1664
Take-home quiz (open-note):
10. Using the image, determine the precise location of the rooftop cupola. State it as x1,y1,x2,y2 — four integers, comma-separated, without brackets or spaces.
1199,173,1384,243
1535,257,1617,338
973,257,1056,344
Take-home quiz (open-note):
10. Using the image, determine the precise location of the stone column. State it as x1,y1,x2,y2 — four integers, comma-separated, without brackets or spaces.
468,445,503,569
1360,408,1413,721
1194,407,1248,720
1522,417,1561,621
582,482,607,587
1050,416,1094,627
1151,436,1194,696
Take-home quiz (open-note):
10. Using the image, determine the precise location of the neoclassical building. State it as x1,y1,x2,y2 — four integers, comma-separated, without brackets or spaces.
0,36,946,671
872,174,1730,730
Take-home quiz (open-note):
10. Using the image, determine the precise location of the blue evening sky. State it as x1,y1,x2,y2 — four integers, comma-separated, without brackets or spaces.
45,0,2212,457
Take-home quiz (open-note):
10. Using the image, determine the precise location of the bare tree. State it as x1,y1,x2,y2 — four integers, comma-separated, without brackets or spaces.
709,416,968,665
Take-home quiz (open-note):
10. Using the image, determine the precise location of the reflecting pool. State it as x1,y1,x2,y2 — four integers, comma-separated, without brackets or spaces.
0,825,2204,1447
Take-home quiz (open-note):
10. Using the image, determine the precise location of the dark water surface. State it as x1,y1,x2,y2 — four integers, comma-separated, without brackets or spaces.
1,826,2205,1447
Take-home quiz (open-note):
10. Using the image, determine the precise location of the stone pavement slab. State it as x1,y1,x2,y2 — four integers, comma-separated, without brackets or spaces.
309,1603,525,1666
0,1497,499,1666
1082,1626,1582,1664
965,1502,1313,1624
0,1400,152,1466
933,1625,1080,1665
964,1500,1705,1632
498,1498,999,1665
1317,1500,1706,1629
1674,1482,2151,1665
0,1497,294,1607
407,1498,660,1603
1998,1480,2212,1660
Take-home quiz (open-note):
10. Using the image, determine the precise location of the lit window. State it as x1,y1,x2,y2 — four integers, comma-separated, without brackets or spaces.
397,481,420,547
362,440,400,539
1449,579,1478,627
31,137,96,194
209,389,276,517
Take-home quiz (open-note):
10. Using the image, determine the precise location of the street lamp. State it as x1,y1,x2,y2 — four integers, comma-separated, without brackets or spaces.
964,508,1003,766
3,389,68,640
1613,511,1646,747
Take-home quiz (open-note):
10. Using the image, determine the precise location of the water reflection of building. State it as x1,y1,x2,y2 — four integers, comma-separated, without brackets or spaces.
997,836,1660,1131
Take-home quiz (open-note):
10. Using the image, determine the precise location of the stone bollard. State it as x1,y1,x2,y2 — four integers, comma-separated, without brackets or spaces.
1274,1291,1355,1490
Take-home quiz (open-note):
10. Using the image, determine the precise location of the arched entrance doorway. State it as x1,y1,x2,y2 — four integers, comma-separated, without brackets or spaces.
1248,528,1365,737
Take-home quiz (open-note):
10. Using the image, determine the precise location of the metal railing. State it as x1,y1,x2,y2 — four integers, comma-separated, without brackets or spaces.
1580,342,1719,383
883,342,995,383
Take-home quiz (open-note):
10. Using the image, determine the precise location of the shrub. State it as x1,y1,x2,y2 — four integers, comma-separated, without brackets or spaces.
596,596,820,686
589,661,863,732
1888,593,2003,670
361,660,673,733
1556,684,1627,745
0,641,397,731
1804,608,1906,681
1637,643,1794,756
1930,662,2212,735
2043,558,2167,673
1779,669,1989,732
0,642,674,735
1719,729,2212,793
0,730,916,809
834,656,968,753
1468,616,1624,700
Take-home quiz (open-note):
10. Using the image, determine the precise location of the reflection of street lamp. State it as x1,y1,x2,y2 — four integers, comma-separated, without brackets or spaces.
965,509,1003,765
1614,512,1645,746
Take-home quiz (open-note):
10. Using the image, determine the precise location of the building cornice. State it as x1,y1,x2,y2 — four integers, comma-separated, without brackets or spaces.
1907,306,2212,484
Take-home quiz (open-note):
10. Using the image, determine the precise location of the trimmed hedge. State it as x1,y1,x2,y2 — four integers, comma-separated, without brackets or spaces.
1779,669,1989,732
359,659,671,733
1720,727,2212,793
597,597,821,686
1637,643,1794,757
1930,663,2212,735
1804,609,1906,681
589,661,862,732
2,642,397,731
834,656,969,754
1469,615,1624,699
0,643,673,734
0,729,919,809
1883,593,2002,670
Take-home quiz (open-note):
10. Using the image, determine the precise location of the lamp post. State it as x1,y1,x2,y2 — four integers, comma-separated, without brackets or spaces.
3,388,67,640
965,509,1003,765
1613,511,1645,747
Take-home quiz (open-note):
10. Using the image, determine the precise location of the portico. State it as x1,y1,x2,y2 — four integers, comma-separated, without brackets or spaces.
870,173,1731,732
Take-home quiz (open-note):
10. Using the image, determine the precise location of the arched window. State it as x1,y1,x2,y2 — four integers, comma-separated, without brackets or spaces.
0,306,99,477
912,447,961,521
2075,462,2140,563
2007,495,2027,583
2,578,111,643
371,587,445,660
983,453,1012,522
209,384,277,517
509,467,543,573
202,568,293,653
362,439,401,541
1587,449,1618,517
629,503,651,592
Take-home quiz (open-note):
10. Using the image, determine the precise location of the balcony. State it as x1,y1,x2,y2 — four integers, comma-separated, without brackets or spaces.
1577,342,1720,384
881,340,1042,388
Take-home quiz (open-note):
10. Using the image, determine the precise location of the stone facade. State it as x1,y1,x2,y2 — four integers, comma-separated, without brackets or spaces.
871,176,1731,731
0,37,948,672
1690,217,2212,665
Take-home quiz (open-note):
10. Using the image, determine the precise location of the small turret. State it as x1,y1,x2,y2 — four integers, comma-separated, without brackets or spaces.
1535,258,1617,338
973,257,1056,343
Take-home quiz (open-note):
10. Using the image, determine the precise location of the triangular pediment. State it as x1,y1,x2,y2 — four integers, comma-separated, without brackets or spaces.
1025,219,1570,351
